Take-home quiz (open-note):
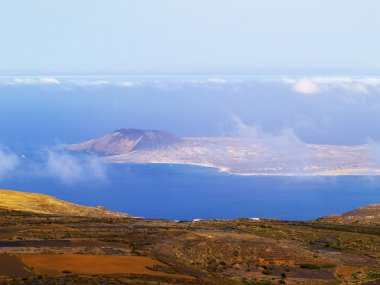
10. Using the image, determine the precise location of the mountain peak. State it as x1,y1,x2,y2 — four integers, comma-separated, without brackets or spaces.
68,128,182,155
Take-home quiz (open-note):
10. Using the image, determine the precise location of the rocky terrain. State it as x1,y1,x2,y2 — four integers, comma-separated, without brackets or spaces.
0,190,378,284
67,128,380,176
68,128,182,156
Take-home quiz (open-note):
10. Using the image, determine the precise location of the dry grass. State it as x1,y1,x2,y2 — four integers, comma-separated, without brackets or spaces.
0,189,129,218
322,204,380,223
335,265,362,277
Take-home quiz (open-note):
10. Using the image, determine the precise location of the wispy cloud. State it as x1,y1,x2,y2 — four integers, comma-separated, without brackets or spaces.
119,81,136,87
5,77,60,85
38,77,60,85
191,78,243,86
284,76,380,95
206,78,229,84
69,79,110,86
0,146,19,180
2,76,380,96
286,78,320,94
0,144,108,184
45,151,107,184
231,115,306,150
230,115,310,173
359,77,380,86
68,79,138,88
151,77,244,91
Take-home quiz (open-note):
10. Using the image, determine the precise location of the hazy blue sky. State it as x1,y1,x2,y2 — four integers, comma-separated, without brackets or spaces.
0,0,379,75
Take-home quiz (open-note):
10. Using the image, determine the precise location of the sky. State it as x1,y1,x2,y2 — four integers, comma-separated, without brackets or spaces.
1,75,380,146
0,0,379,75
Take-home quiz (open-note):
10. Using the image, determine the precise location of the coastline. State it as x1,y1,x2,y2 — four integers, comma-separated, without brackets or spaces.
104,160,380,177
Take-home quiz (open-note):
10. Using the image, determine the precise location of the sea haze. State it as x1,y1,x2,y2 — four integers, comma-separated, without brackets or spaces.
0,76,379,220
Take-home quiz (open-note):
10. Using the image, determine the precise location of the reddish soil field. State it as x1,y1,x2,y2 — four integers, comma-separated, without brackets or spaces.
18,254,193,279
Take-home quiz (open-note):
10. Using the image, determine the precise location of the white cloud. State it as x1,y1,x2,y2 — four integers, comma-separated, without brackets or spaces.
77,79,138,88
39,77,60,85
230,115,310,173
45,151,106,184
11,78,35,85
119,81,135,87
195,78,244,85
0,145,107,184
284,76,380,95
358,77,380,86
6,77,60,85
0,147,19,179
183,78,245,90
70,79,109,86
231,115,306,150
292,78,321,94
207,78,228,84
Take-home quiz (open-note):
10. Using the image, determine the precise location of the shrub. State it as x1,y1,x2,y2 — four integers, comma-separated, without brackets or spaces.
368,272,380,280
262,269,272,275
300,263,335,270
242,279,274,285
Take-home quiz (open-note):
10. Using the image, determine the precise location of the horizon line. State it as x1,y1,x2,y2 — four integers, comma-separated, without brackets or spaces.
1,73,380,78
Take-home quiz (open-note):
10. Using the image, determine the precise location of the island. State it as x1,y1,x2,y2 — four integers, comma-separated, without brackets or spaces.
67,128,380,176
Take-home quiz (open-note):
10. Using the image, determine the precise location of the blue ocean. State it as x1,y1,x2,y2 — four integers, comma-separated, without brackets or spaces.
0,77,379,220
1,161,379,221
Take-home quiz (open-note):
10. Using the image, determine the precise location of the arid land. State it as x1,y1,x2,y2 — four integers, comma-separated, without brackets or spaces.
0,190,378,285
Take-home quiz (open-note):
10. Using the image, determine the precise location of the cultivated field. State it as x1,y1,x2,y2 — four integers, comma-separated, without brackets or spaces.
18,254,193,279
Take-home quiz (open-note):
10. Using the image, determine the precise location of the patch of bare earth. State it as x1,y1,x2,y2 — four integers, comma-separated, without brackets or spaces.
17,254,193,279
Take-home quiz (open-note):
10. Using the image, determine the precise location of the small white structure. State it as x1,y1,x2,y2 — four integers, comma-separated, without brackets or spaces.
249,218,260,221
192,219,202,223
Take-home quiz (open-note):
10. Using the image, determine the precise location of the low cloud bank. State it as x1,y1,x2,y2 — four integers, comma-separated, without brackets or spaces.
0,76,244,90
0,77,137,89
5,77,60,85
284,77,380,95
2,76,380,94
69,79,110,87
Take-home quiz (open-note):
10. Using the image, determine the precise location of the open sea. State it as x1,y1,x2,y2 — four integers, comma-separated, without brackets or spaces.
2,162,380,221
0,77,379,221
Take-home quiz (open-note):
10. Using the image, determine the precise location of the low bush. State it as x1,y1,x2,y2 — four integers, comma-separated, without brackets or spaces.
300,263,335,270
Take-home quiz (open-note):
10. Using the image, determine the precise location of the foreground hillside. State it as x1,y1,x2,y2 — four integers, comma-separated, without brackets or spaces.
321,204,380,224
0,190,129,218
67,128,380,176
0,190,378,284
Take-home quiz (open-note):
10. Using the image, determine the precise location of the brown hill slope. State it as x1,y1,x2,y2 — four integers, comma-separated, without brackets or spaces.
321,204,380,223
0,190,130,218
